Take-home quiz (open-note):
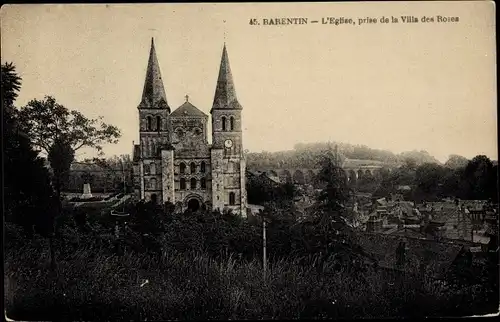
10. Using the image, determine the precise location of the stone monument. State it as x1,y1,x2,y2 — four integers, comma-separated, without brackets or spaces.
81,183,93,199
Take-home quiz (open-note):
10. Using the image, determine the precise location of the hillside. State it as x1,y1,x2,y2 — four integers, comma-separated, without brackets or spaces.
246,142,442,169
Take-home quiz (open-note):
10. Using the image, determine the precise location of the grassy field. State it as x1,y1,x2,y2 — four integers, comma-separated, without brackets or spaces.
4,220,498,320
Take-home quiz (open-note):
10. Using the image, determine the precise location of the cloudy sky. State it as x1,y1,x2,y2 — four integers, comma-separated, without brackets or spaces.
1,2,496,163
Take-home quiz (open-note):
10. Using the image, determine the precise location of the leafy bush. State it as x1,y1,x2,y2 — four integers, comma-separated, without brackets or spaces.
4,198,498,320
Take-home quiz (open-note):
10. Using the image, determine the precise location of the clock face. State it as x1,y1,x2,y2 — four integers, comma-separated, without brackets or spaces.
224,139,233,148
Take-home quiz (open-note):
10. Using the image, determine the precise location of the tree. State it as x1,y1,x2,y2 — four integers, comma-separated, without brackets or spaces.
4,117,55,236
2,62,55,263
1,62,21,110
388,161,416,187
490,164,498,203
48,137,75,199
310,146,352,240
315,147,351,216
18,95,121,156
18,95,121,206
445,154,469,169
302,146,371,272
441,167,465,199
413,163,446,201
398,150,440,166
463,155,496,200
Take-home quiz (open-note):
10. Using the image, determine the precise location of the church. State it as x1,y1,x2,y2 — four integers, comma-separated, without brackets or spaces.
132,38,247,216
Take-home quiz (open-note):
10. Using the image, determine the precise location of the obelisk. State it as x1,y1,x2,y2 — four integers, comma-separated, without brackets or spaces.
81,183,93,199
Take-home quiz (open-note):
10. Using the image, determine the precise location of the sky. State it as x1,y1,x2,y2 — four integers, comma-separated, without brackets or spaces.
1,2,497,163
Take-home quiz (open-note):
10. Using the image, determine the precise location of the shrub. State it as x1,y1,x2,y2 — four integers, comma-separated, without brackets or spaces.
5,200,498,320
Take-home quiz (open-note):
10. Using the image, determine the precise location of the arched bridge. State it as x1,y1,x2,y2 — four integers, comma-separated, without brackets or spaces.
248,162,390,185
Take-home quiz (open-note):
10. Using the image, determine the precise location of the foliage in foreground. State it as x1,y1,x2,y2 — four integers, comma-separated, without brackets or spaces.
4,221,498,321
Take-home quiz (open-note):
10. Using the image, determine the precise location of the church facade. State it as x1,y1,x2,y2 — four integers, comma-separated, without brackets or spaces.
132,38,247,216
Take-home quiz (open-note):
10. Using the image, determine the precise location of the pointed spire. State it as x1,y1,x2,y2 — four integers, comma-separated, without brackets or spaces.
139,37,170,111
211,44,242,112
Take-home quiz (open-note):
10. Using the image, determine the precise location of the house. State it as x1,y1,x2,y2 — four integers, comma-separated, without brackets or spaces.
246,170,281,188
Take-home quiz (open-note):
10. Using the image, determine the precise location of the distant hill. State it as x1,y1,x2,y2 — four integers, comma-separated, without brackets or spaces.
246,141,442,169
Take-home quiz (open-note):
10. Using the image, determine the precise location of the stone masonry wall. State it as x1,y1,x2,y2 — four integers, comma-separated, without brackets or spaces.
211,149,225,212
161,150,175,204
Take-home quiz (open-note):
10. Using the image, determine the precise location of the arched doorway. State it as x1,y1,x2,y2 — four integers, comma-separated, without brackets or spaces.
187,198,200,212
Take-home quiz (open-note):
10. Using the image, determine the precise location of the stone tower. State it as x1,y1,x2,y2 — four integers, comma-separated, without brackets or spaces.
137,38,170,201
210,44,247,215
132,40,247,216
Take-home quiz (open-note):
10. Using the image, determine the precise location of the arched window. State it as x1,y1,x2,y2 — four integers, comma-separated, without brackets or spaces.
180,163,186,174
200,161,206,173
144,164,150,174
190,178,197,190
201,178,206,190
180,178,186,190
190,162,196,174
230,116,234,131
221,116,226,131
147,116,152,131
150,163,156,175
229,192,236,205
150,178,156,190
156,116,161,131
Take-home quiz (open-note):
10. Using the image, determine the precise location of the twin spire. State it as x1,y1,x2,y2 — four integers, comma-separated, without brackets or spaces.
140,38,169,111
211,43,242,111
139,38,241,113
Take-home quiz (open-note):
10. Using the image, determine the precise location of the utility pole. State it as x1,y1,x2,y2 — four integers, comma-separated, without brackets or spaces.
122,160,126,194
263,215,267,281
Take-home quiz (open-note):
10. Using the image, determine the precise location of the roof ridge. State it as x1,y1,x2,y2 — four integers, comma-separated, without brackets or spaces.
170,100,208,117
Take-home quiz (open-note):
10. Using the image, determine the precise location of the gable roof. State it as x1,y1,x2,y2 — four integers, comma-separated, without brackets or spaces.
170,101,208,118
246,170,281,187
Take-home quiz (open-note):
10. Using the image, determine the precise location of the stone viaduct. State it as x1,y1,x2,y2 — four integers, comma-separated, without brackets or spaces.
248,159,393,185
